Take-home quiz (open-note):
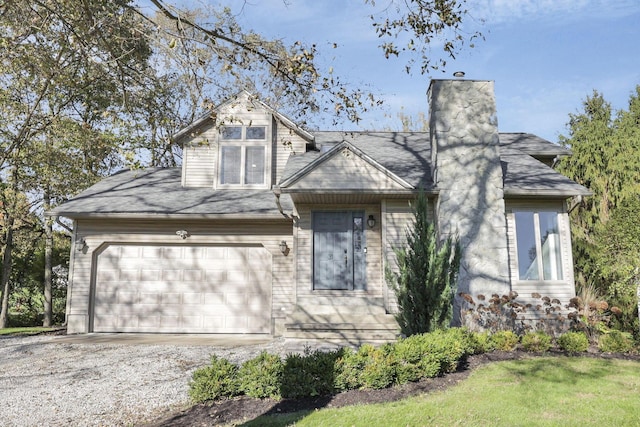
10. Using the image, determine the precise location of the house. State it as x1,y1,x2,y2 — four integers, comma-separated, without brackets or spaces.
53,79,591,342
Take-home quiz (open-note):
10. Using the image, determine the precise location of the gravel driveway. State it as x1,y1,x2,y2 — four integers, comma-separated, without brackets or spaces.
0,334,294,426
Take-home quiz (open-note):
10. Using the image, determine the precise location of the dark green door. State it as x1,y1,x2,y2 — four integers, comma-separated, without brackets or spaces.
313,211,366,290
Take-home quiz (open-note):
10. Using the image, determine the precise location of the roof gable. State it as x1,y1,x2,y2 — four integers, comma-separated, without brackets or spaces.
172,90,314,145
280,141,412,192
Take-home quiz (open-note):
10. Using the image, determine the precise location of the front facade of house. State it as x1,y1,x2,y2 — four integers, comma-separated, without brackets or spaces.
54,80,591,341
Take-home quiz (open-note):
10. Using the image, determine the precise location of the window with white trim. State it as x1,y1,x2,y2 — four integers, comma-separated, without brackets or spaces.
218,125,268,187
514,211,563,280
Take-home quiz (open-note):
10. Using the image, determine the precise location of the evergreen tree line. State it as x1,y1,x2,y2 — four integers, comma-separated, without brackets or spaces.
558,87,640,336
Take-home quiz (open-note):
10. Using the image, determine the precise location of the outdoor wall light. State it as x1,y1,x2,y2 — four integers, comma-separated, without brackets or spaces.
176,230,189,239
75,237,87,252
367,215,376,228
279,240,288,255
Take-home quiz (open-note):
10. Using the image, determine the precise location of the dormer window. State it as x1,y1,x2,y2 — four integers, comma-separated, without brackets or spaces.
218,125,269,188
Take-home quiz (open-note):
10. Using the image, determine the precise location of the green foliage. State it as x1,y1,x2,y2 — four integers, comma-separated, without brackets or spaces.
388,190,462,336
392,328,476,384
367,0,483,74
392,335,440,383
467,331,495,354
189,355,239,402
238,351,284,399
7,231,69,327
521,331,552,353
190,328,481,402
257,358,640,427
557,332,589,354
595,196,640,337
490,330,519,351
334,347,362,391
355,344,396,390
280,349,341,398
558,87,640,335
598,330,636,353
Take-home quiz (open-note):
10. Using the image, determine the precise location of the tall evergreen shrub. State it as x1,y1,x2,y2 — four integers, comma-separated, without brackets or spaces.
387,190,462,336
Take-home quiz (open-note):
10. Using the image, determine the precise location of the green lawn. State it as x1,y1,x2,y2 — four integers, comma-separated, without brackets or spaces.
0,326,61,336
245,357,640,426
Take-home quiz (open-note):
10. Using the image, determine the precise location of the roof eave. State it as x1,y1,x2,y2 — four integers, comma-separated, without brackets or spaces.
504,188,593,198
279,188,438,195
53,212,291,221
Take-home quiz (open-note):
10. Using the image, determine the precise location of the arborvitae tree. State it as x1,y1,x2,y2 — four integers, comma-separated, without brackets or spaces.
558,87,640,334
595,196,640,337
387,191,462,336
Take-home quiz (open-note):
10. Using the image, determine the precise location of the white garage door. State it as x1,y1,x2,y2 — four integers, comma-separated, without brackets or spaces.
93,244,272,333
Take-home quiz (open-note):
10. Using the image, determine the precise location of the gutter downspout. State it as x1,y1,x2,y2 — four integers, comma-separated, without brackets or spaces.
273,187,293,219
568,195,583,214
53,215,73,233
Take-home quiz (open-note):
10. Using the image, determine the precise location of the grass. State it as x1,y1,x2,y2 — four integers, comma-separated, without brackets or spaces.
0,326,61,336
245,357,640,426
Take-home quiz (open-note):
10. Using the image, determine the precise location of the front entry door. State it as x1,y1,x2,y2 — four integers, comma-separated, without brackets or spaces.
313,211,366,290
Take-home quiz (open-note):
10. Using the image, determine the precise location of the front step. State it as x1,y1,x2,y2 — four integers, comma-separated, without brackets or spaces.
285,329,400,343
284,309,400,344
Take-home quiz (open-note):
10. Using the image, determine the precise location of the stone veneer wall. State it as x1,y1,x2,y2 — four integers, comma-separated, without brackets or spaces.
428,79,511,324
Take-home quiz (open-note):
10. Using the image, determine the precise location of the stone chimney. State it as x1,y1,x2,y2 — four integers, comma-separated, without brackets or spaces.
428,79,510,324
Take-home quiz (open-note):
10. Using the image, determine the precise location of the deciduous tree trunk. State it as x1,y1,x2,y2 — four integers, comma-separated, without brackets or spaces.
0,217,15,329
43,192,53,326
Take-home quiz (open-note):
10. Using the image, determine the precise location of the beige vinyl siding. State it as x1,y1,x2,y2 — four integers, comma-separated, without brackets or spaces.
179,96,310,189
66,218,293,334
273,118,308,184
182,144,216,188
505,200,576,305
294,204,383,303
287,148,407,191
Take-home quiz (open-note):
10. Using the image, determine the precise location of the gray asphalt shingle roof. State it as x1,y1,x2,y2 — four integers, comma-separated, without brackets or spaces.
53,130,589,218
281,131,588,197
501,148,591,197
53,168,293,218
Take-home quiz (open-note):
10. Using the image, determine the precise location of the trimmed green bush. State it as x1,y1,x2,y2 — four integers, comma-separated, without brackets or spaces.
281,349,341,398
426,328,475,374
490,330,519,351
189,355,239,402
393,334,439,384
188,327,488,402
238,351,284,399
598,330,635,353
468,331,495,354
334,347,362,391
558,331,589,354
521,331,552,352
335,344,396,391
358,344,396,390
392,328,475,384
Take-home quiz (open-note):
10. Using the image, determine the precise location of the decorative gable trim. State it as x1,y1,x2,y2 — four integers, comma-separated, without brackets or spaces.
279,141,413,191
172,90,314,145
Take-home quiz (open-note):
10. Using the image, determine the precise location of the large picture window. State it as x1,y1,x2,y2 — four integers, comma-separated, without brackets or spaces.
219,125,268,187
514,211,563,280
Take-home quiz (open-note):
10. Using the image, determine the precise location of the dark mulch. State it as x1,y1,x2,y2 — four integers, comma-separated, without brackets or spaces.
145,349,640,427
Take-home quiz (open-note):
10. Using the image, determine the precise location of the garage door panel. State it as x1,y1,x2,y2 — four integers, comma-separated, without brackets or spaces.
93,244,272,333
183,270,203,281
183,293,203,305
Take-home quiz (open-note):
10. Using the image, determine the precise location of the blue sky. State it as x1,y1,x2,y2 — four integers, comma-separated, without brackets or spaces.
225,0,640,142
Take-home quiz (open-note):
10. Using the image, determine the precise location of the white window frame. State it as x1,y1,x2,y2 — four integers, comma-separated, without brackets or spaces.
514,209,564,281
217,124,270,189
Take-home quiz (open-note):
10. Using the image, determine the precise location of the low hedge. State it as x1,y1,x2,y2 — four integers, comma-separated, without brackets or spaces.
189,327,477,402
188,328,636,403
